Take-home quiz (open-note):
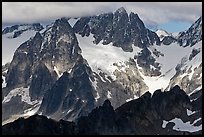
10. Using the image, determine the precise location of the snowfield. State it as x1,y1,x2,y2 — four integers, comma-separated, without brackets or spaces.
2,30,37,65
162,117,202,132
76,33,142,80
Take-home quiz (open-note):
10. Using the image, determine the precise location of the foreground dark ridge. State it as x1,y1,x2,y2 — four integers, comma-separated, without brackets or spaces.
2,85,202,135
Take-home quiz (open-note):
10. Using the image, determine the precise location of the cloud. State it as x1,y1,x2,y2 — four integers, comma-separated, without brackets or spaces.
2,2,202,28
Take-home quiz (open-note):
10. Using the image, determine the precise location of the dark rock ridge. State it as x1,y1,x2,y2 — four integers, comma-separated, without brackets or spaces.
2,23,44,38
177,16,202,47
73,7,160,52
2,86,202,135
162,36,177,45
2,115,77,135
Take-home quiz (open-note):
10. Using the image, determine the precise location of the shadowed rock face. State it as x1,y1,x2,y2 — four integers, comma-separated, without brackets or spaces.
3,86,201,135
77,85,202,135
29,62,56,101
38,55,95,121
2,115,77,135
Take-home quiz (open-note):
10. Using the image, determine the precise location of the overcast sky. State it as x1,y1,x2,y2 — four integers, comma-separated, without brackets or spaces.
2,2,202,32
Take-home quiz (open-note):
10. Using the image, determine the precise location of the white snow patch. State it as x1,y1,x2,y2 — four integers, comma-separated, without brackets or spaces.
162,120,169,128
150,64,157,70
107,90,112,99
3,69,8,73
67,109,73,114
2,75,7,88
82,100,86,103
23,101,41,117
162,118,202,132
189,85,202,96
68,68,72,73
192,117,202,125
72,46,75,55
198,73,202,79
105,75,112,83
23,51,28,54
126,98,133,102
69,88,73,92
2,87,38,105
98,74,106,82
187,109,196,116
156,29,170,41
95,92,100,102
68,18,79,27
134,95,139,99
54,66,63,78
2,30,36,65
90,77,98,90
126,95,139,102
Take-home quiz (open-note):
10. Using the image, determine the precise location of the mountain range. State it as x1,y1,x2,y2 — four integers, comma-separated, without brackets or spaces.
2,7,202,135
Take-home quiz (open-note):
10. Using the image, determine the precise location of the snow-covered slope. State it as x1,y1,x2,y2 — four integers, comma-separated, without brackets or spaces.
144,40,202,93
2,30,37,65
76,33,142,80
76,28,202,94
162,117,202,132
68,18,79,27
2,23,44,65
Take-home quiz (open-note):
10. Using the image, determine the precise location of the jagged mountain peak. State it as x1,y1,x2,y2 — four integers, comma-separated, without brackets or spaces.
73,8,160,52
115,7,127,14
156,29,171,40
53,17,70,27
177,16,202,47
191,16,202,30
43,17,75,40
